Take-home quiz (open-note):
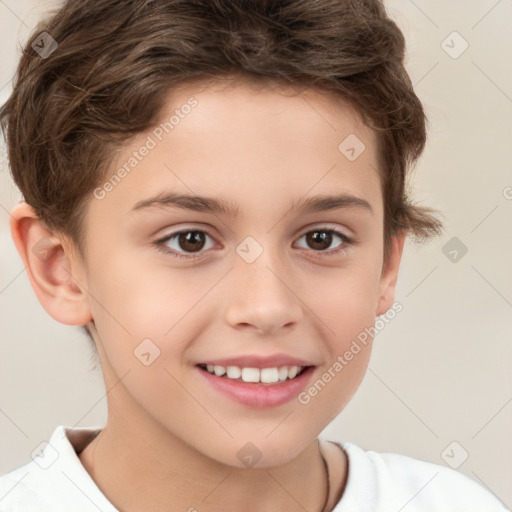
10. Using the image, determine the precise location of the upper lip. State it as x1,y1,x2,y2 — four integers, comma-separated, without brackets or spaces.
198,354,314,368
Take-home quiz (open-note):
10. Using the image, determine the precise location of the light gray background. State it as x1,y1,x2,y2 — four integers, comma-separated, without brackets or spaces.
1,0,511,507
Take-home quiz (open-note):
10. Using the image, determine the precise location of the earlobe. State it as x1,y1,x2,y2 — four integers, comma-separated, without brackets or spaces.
9,202,92,326
375,234,406,317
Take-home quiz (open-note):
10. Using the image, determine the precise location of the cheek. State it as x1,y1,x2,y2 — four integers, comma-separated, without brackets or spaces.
296,255,381,410
86,265,202,413
301,256,382,337
89,248,186,329
87,254,216,367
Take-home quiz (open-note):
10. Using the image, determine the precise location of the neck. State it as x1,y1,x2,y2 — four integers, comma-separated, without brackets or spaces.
79,425,328,512
78,389,331,512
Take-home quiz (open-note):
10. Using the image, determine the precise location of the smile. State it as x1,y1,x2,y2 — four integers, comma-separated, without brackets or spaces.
199,364,307,384
196,363,315,408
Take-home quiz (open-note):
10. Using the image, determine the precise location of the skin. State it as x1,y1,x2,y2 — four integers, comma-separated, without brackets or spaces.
10,77,404,512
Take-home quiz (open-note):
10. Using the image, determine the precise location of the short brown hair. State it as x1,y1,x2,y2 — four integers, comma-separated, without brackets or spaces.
1,0,443,282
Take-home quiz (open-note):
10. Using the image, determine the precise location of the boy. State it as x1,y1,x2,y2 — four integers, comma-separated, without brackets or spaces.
0,0,507,510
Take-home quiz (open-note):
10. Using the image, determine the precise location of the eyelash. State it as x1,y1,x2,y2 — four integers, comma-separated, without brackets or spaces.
154,227,353,260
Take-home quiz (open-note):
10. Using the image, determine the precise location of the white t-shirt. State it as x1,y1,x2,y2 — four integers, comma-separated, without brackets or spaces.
0,425,507,511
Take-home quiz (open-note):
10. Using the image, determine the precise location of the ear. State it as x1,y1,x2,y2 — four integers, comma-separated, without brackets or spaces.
9,202,92,326
375,233,406,316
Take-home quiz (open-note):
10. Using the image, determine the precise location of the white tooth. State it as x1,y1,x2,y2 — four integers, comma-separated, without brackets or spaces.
214,365,226,376
226,366,242,379
206,364,214,373
241,367,260,383
260,367,279,384
288,366,299,379
278,367,288,381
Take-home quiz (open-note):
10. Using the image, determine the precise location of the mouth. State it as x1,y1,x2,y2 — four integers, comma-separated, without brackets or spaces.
195,360,315,409
197,363,309,385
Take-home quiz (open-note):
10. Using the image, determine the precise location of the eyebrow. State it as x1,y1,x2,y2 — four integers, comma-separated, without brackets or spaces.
131,192,373,217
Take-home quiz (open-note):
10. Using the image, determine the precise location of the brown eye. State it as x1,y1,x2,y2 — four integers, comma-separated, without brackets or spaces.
177,231,206,252
157,229,217,258
294,228,352,255
305,230,334,251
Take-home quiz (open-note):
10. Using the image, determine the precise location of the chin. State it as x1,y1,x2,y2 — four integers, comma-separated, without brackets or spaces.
197,431,316,470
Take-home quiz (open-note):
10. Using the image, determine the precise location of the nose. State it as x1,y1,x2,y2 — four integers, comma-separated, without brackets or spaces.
223,248,303,336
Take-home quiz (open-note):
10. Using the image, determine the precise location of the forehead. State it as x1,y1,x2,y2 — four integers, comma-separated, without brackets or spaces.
86,77,382,232
142,78,377,181
164,76,375,148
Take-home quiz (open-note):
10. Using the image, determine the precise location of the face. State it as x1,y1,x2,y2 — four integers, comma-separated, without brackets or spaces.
73,78,399,468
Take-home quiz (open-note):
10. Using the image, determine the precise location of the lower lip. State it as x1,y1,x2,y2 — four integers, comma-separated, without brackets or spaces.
197,366,315,409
